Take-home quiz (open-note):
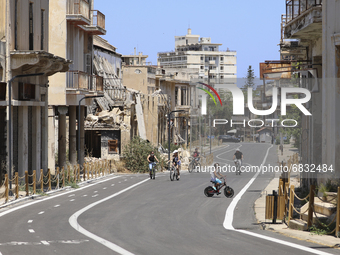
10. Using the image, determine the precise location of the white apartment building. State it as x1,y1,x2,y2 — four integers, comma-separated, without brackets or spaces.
157,28,237,84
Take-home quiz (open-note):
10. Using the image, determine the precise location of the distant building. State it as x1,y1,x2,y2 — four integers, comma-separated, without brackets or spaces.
157,28,237,84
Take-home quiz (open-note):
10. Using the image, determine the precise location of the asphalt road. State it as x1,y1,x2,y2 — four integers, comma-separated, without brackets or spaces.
0,143,340,255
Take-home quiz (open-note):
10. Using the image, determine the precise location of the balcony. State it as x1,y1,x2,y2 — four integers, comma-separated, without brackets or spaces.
66,0,90,26
81,10,106,35
284,0,322,40
66,71,104,92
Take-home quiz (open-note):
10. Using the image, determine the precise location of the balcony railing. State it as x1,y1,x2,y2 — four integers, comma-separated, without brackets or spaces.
286,0,322,23
66,70,89,90
91,10,105,30
67,0,90,20
106,87,127,102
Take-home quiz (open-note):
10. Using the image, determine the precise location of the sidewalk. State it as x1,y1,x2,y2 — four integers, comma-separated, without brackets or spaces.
254,143,340,248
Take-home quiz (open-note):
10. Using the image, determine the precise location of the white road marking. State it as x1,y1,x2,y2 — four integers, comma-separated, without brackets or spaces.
223,144,333,255
38,211,44,215
28,229,35,233
118,182,121,184
94,191,98,193
41,240,50,246
54,204,60,207
92,194,98,198
70,199,75,202
103,187,107,190
0,176,120,218
27,220,33,223
69,178,149,255
111,184,115,186
82,194,88,197
124,179,127,181
68,194,75,197
0,240,89,246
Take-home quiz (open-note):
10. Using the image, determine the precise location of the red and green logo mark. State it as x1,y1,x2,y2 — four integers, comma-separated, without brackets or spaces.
197,82,222,107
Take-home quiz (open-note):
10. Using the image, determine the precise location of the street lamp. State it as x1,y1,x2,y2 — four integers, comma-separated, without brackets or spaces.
8,73,45,195
78,95,104,166
167,110,185,166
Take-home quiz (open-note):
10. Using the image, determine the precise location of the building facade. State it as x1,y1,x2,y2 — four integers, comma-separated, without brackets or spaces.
0,0,70,181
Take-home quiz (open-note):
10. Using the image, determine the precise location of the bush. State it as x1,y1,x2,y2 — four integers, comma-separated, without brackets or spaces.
162,141,180,153
123,136,163,173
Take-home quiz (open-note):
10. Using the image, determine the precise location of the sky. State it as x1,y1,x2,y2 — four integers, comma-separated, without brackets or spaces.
94,0,286,80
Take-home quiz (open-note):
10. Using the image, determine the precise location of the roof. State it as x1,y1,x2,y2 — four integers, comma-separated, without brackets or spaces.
93,35,118,54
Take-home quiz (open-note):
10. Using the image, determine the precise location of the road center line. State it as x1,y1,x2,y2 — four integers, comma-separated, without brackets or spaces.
223,144,333,255
69,178,149,255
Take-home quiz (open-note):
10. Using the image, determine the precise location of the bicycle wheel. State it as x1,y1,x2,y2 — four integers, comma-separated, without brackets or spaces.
188,161,194,173
170,166,175,181
204,186,214,197
224,186,234,198
152,166,156,179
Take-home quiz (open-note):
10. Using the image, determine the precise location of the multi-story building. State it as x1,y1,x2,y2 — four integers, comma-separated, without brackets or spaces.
157,28,237,84
0,0,70,181
48,0,106,172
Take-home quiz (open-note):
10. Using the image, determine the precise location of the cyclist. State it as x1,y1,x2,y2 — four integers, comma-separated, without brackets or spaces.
210,163,225,194
172,150,181,179
192,147,201,163
147,151,159,179
233,148,243,172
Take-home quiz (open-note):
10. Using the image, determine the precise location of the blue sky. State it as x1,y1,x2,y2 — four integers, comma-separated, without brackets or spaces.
94,0,285,79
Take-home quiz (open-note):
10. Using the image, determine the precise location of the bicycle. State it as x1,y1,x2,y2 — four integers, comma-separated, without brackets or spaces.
150,162,157,180
188,157,201,173
170,164,179,181
234,159,241,175
204,177,234,198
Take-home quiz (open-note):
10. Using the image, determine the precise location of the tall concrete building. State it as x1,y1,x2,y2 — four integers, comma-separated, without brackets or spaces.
157,28,237,84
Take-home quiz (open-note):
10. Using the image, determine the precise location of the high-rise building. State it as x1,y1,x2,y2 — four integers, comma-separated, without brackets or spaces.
157,28,237,84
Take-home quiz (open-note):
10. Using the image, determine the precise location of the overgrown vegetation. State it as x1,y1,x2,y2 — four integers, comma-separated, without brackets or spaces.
123,136,166,173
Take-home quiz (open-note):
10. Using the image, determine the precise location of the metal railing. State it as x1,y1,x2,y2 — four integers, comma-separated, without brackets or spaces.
66,70,89,90
91,10,105,30
286,0,322,23
67,0,90,20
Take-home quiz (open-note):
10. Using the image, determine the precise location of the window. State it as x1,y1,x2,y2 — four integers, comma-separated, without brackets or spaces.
108,140,118,154
220,66,224,71
29,3,34,50
41,10,45,50
220,57,224,61
200,66,204,70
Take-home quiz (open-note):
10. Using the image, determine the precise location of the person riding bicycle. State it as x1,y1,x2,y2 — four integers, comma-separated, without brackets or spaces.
233,148,243,171
192,147,201,162
147,151,159,179
210,163,225,194
172,150,181,179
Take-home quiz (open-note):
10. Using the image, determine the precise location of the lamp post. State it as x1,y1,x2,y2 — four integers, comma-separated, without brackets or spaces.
78,95,104,166
7,73,45,195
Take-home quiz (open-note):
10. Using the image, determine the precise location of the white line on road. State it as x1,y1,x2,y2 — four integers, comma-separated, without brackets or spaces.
111,184,115,186
70,199,75,202
69,178,149,255
0,176,120,218
54,204,60,207
92,194,98,198
94,191,98,193
27,220,33,223
41,241,50,246
223,144,333,255
103,187,107,190
68,194,75,197
28,229,35,233
38,211,44,215
82,195,88,197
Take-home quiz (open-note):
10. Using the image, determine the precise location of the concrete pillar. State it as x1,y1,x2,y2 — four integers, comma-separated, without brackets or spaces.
41,88,48,173
32,106,41,175
18,106,28,177
58,107,68,169
79,106,85,166
48,106,56,174
69,106,77,165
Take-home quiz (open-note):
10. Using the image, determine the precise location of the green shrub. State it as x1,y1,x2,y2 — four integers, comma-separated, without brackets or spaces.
123,136,162,173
